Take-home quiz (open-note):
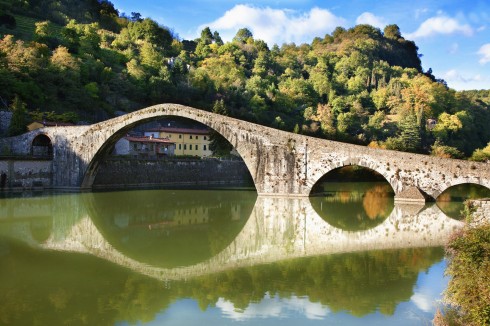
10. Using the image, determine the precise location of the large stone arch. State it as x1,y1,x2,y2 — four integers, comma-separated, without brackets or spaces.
77,104,261,189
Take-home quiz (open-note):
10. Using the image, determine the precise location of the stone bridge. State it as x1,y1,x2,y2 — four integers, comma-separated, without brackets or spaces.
1,103,490,201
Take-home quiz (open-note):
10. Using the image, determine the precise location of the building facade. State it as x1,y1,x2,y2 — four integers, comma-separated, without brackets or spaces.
145,127,212,157
114,136,175,158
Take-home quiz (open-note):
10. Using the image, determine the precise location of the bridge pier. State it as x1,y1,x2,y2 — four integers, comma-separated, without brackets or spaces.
394,186,432,203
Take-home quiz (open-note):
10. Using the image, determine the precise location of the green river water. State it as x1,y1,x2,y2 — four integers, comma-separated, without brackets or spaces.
0,182,488,326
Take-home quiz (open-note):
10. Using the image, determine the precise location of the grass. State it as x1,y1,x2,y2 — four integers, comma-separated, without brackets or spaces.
0,13,63,41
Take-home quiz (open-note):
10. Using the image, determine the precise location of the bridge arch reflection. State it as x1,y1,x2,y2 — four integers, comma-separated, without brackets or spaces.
0,190,467,281
84,189,257,268
0,189,473,325
436,183,490,220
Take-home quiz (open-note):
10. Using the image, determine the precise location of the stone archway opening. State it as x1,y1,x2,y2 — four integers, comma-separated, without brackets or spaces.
84,115,255,191
309,165,394,231
436,183,490,220
31,134,53,158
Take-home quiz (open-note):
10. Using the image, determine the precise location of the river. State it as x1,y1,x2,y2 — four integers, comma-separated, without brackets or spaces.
0,182,486,325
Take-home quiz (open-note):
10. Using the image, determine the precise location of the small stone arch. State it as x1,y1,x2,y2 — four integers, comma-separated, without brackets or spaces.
31,134,53,158
308,158,396,196
435,181,490,201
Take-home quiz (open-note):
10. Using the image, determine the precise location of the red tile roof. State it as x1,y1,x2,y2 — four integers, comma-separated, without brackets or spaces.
147,127,210,135
124,136,175,144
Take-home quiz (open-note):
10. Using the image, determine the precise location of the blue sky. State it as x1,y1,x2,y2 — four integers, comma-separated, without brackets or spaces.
110,0,490,91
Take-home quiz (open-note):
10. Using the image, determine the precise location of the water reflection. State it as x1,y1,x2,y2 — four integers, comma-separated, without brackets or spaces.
436,183,490,220
310,182,394,231
0,188,467,325
0,236,445,325
86,190,256,267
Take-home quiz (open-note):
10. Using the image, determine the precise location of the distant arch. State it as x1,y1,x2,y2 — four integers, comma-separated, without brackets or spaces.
309,162,395,196
433,180,490,200
436,183,490,220
31,134,53,158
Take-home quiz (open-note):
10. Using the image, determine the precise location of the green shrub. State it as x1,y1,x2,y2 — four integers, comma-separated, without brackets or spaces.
443,221,490,325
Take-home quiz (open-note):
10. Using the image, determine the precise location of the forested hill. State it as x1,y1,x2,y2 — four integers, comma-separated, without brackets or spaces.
1,0,490,160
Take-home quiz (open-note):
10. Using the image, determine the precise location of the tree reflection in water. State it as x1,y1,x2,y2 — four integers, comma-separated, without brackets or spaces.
436,183,490,220
86,189,257,268
310,182,394,231
0,236,443,325
0,184,467,325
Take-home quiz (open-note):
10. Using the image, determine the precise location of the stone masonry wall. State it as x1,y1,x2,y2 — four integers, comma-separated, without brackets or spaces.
469,199,490,225
0,159,52,190
0,111,12,137
93,158,253,189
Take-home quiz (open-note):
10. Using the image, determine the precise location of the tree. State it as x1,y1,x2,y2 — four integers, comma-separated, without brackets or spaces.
8,95,29,136
213,31,224,46
385,112,421,152
130,12,142,22
233,28,253,43
397,112,421,152
200,27,214,45
383,25,401,40
209,100,233,156
470,142,490,162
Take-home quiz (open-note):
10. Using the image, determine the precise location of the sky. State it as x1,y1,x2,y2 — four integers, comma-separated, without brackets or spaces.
109,0,490,91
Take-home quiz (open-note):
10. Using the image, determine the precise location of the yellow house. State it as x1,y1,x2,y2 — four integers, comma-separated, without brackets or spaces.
145,127,213,157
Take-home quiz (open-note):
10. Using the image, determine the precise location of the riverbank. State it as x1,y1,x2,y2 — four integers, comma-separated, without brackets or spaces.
0,157,52,191
435,199,490,326
0,156,253,191
93,157,253,189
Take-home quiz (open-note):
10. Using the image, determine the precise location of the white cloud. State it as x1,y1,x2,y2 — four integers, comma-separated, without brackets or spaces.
443,69,488,90
444,69,482,83
448,42,459,54
356,12,387,29
478,43,490,64
199,5,346,46
415,8,429,19
406,15,474,39
410,292,433,312
216,293,330,321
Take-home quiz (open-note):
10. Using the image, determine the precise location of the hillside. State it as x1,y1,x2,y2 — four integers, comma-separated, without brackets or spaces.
0,0,490,160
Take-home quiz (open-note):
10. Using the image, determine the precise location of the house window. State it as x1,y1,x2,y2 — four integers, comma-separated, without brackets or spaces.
190,135,193,139
178,144,181,150
184,144,187,150
203,145,207,150
204,136,207,140
179,134,182,139
133,143,137,150
195,145,198,150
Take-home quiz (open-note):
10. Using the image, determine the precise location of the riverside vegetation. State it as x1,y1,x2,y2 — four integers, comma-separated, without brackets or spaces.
0,0,490,160
434,202,490,326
